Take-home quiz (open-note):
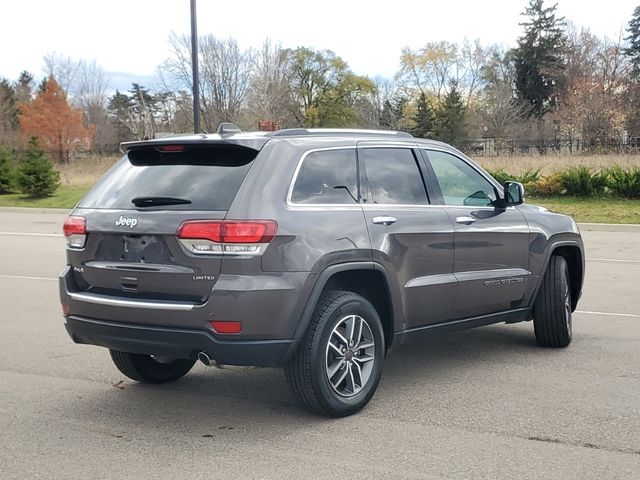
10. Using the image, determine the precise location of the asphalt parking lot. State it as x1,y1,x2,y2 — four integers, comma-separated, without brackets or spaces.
0,208,639,479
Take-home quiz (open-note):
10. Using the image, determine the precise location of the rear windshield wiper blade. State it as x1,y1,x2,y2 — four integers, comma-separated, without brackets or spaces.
131,196,192,207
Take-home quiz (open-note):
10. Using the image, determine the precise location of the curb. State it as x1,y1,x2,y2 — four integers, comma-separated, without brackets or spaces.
0,206,71,214
577,222,640,232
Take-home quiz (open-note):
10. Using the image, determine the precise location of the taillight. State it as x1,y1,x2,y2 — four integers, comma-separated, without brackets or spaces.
63,216,87,249
177,220,277,255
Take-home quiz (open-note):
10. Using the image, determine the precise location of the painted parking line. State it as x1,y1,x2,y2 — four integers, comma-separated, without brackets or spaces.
576,310,640,319
0,232,62,237
0,274,57,281
589,258,640,264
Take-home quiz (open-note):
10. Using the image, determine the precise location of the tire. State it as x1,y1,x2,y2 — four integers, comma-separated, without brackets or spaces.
533,255,572,348
285,290,385,417
109,350,196,384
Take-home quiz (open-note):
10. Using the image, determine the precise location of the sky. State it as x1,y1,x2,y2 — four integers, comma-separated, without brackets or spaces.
1,0,638,90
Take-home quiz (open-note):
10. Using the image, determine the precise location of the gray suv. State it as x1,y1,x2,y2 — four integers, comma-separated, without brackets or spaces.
59,126,584,417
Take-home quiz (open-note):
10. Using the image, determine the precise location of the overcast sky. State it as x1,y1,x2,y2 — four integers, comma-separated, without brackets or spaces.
2,0,638,89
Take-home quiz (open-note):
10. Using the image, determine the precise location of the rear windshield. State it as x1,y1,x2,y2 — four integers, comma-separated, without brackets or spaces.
79,144,257,211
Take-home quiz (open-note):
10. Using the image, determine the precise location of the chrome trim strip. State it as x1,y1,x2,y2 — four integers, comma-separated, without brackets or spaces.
68,291,197,311
405,273,457,288
455,268,531,283
404,268,531,289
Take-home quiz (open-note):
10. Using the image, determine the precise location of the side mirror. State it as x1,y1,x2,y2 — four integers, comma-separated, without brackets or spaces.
503,181,524,206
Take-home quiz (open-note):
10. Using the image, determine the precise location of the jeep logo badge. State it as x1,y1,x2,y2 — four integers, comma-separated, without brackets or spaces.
115,215,138,229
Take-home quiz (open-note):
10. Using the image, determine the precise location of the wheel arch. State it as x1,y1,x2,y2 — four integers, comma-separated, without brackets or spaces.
534,240,584,311
292,262,400,352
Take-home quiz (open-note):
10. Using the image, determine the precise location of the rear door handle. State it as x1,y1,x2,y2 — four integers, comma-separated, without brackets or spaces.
455,216,476,224
372,216,398,226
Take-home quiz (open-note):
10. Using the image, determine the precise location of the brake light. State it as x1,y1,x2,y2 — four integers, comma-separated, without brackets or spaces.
63,216,87,249
157,145,184,152
211,320,242,334
177,220,277,255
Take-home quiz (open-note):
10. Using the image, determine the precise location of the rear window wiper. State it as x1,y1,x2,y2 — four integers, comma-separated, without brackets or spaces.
131,196,192,207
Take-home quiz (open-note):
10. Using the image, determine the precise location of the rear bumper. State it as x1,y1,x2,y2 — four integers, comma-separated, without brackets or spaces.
64,315,295,367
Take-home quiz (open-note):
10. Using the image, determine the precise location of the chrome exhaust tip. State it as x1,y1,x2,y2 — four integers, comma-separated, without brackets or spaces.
198,351,214,366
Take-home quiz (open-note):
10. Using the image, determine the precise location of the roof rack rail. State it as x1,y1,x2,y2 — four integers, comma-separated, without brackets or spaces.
266,128,413,138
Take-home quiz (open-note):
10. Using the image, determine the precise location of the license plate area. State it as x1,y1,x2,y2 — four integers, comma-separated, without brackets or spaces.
95,235,174,264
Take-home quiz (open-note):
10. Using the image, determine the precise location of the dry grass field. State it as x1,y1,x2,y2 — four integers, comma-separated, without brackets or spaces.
55,152,640,188
57,153,120,187
472,153,640,175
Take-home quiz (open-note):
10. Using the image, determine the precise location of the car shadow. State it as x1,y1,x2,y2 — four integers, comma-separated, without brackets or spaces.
61,322,545,430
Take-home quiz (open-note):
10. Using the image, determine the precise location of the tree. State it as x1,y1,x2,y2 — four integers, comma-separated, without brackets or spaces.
624,6,640,80
16,137,60,197
19,77,95,162
0,79,19,146
513,0,567,121
555,25,628,150
107,84,158,140
433,84,467,147
0,147,15,193
245,40,295,128
397,40,486,105
285,47,375,127
160,33,253,131
14,71,35,103
478,46,527,139
411,92,435,138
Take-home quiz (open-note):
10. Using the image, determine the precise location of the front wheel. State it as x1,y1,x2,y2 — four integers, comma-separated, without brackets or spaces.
533,255,572,348
285,290,385,417
109,350,196,384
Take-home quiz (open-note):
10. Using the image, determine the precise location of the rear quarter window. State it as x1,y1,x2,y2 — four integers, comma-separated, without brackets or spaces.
291,149,358,204
79,144,258,211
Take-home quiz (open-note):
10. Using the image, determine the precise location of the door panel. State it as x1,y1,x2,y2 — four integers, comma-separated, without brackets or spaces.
447,206,531,318
422,149,531,319
359,146,455,330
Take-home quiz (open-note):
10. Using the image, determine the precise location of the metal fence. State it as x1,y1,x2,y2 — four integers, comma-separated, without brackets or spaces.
460,138,640,157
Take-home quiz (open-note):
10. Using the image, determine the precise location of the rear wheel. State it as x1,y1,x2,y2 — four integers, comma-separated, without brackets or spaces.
285,290,385,417
109,350,196,384
533,255,572,348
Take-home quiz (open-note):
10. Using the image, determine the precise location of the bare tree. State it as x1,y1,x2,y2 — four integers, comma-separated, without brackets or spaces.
43,52,80,96
245,40,294,127
397,40,487,103
476,45,528,139
160,33,254,131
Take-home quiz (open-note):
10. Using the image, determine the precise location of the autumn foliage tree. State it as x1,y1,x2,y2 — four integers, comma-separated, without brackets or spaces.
19,77,94,162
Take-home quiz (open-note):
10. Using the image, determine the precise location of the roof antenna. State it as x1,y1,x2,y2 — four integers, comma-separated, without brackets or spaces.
217,123,242,136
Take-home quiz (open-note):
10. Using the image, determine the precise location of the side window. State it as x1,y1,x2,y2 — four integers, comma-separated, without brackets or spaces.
361,148,428,205
291,149,358,204
426,150,497,207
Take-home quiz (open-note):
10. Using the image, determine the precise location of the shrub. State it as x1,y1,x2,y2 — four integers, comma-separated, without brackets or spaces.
0,147,15,194
487,168,511,184
515,167,542,185
16,137,60,198
527,173,565,197
559,166,607,197
604,166,640,198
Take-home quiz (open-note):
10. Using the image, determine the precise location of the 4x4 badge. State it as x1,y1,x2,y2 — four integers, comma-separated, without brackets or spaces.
115,215,138,228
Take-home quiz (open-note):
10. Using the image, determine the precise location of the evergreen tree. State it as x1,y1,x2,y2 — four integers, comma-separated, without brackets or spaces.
433,85,466,147
513,0,566,119
379,96,407,130
0,147,15,194
16,137,60,197
624,6,640,80
15,71,35,103
411,93,435,138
